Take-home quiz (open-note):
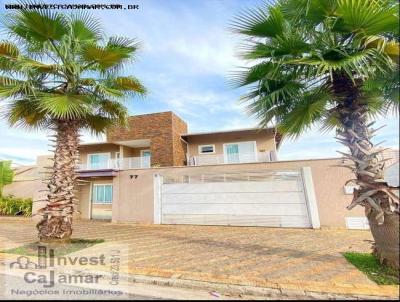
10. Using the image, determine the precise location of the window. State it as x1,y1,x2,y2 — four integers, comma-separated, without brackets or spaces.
198,144,215,154
141,150,151,157
140,150,151,168
92,184,113,204
88,153,110,169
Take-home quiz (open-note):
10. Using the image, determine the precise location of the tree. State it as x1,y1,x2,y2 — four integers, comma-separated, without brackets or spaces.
232,0,399,268
0,8,146,242
0,160,14,197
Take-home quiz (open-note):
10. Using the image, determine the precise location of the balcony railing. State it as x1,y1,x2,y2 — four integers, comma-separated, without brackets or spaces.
77,156,151,171
188,151,277,166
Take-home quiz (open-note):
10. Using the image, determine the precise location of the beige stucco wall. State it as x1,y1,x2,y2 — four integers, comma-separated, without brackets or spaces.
107,158,365,228
3,180,39,199
186,129,277,159
13,154,366,228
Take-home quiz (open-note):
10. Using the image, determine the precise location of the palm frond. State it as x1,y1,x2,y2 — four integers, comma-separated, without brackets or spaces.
7,98,49,129
82,113,124,135
333,0,399,35
0,41,20,58
243,31,311,59
5,6,68,43
286,48,396,80
37,93,91,119
231,4,286,38
81,37,139,71
230,62,280,87
97,99,128,119
280,0,337,26
0,77,35,98
277,88,332,138
69,12,103,42
113,76,147,96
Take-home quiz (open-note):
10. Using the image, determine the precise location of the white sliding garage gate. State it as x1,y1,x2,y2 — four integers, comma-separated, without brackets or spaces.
154,168,320,228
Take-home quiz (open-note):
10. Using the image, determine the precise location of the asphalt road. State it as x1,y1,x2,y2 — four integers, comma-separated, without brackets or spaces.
0,273,161,300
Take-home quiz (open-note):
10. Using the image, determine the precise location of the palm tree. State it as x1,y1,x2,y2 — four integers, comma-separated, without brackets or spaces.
232,0,399,268
0,160,14,197
0,8,146,243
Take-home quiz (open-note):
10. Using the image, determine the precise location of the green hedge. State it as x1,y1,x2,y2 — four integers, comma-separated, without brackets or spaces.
0,195,32,216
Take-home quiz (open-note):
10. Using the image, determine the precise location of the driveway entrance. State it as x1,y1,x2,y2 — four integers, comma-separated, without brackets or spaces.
155,168,320,228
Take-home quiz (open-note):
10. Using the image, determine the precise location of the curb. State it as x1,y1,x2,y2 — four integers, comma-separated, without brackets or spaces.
66,267,399,300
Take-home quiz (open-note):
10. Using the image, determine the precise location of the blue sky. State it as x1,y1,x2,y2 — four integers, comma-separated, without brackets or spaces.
0,0,398,165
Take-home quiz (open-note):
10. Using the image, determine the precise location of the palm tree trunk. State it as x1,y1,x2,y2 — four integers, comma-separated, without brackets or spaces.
36,119,80,243
333,73,399,269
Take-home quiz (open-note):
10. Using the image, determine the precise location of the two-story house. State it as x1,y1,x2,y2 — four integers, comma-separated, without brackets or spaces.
77,111,280,172
75,111,281,220
17,110,393,229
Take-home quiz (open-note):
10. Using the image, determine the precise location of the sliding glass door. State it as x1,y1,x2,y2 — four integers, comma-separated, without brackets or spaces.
88,153,111,169
224,141,257,164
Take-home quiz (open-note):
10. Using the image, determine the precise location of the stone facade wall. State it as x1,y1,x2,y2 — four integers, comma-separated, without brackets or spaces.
171,112,188,166
106,112,188,167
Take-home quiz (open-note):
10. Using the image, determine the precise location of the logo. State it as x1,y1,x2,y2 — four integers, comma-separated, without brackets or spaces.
8,245,106,288
5,243,127,297
10,256,38,270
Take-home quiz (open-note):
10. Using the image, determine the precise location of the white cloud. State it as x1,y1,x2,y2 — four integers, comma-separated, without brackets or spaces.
0,0,398,164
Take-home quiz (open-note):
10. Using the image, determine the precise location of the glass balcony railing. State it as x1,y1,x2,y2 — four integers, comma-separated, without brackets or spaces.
187,151,277,166
77,156,151,170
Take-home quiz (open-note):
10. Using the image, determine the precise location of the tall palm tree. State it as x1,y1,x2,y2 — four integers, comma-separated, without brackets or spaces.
232,0,399,268
0,8,146,242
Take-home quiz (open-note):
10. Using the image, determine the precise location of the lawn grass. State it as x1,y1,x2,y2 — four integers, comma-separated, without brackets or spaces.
343,252,399,285
1,239,104,256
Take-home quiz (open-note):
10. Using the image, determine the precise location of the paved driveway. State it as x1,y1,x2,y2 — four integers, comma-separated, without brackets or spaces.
1,217,395,297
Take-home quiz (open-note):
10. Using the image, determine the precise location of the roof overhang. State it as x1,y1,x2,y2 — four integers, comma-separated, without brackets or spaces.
114,139,151,148
181,127,283,149
79,139,151,149
77,169,118,178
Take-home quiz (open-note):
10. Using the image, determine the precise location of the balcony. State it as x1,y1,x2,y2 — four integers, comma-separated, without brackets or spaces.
188,151,277,166
77,156,151,171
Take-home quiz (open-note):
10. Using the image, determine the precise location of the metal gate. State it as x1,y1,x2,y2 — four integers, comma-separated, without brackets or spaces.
154,168,320,228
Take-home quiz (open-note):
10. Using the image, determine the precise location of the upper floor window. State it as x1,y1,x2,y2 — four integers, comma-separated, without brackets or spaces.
88,153,111,169
198,144,215,154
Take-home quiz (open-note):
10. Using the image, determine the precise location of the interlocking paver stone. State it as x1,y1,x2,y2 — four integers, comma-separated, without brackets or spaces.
0,217,398,298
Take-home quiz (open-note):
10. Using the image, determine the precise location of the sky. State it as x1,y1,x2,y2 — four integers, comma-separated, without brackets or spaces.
0,0,398,165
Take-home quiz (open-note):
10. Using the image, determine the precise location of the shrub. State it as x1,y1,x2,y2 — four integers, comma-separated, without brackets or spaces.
0,195,32,216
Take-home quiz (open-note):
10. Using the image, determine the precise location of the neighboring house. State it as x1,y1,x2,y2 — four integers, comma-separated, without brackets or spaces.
4,111,399,230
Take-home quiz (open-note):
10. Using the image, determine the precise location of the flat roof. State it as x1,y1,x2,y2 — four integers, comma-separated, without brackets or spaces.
79,141,115,146
181,127,274,137
182,127,282,149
